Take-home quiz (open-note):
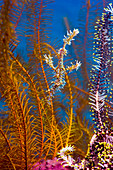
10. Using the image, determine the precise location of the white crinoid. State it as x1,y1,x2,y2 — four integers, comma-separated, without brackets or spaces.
57,145,75,168
104,3,113,14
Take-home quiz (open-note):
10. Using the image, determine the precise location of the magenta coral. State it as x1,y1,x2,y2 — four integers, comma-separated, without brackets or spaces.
31,157,73,170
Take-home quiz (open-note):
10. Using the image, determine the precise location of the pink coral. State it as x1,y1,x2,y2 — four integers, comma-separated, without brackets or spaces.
31,157,73,170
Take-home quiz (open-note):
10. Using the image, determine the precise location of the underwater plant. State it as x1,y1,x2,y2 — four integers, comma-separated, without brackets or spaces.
57,3,113,170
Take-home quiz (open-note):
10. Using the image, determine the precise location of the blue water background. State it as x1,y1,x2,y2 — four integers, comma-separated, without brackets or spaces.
0,0,110,123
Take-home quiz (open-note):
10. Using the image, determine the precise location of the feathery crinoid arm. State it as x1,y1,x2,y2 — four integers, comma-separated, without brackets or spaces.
86,3,113,169
57,3,113,170
89,3,113,131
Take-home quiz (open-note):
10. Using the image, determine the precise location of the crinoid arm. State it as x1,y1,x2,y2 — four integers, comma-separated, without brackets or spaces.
57,3,113,169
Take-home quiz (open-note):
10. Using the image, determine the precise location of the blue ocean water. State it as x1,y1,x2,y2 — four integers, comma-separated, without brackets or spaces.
50,0,81,42
48,0,111,122
0,0,110,123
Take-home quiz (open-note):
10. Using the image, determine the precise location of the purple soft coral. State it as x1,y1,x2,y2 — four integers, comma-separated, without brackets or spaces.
31,157,73,170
